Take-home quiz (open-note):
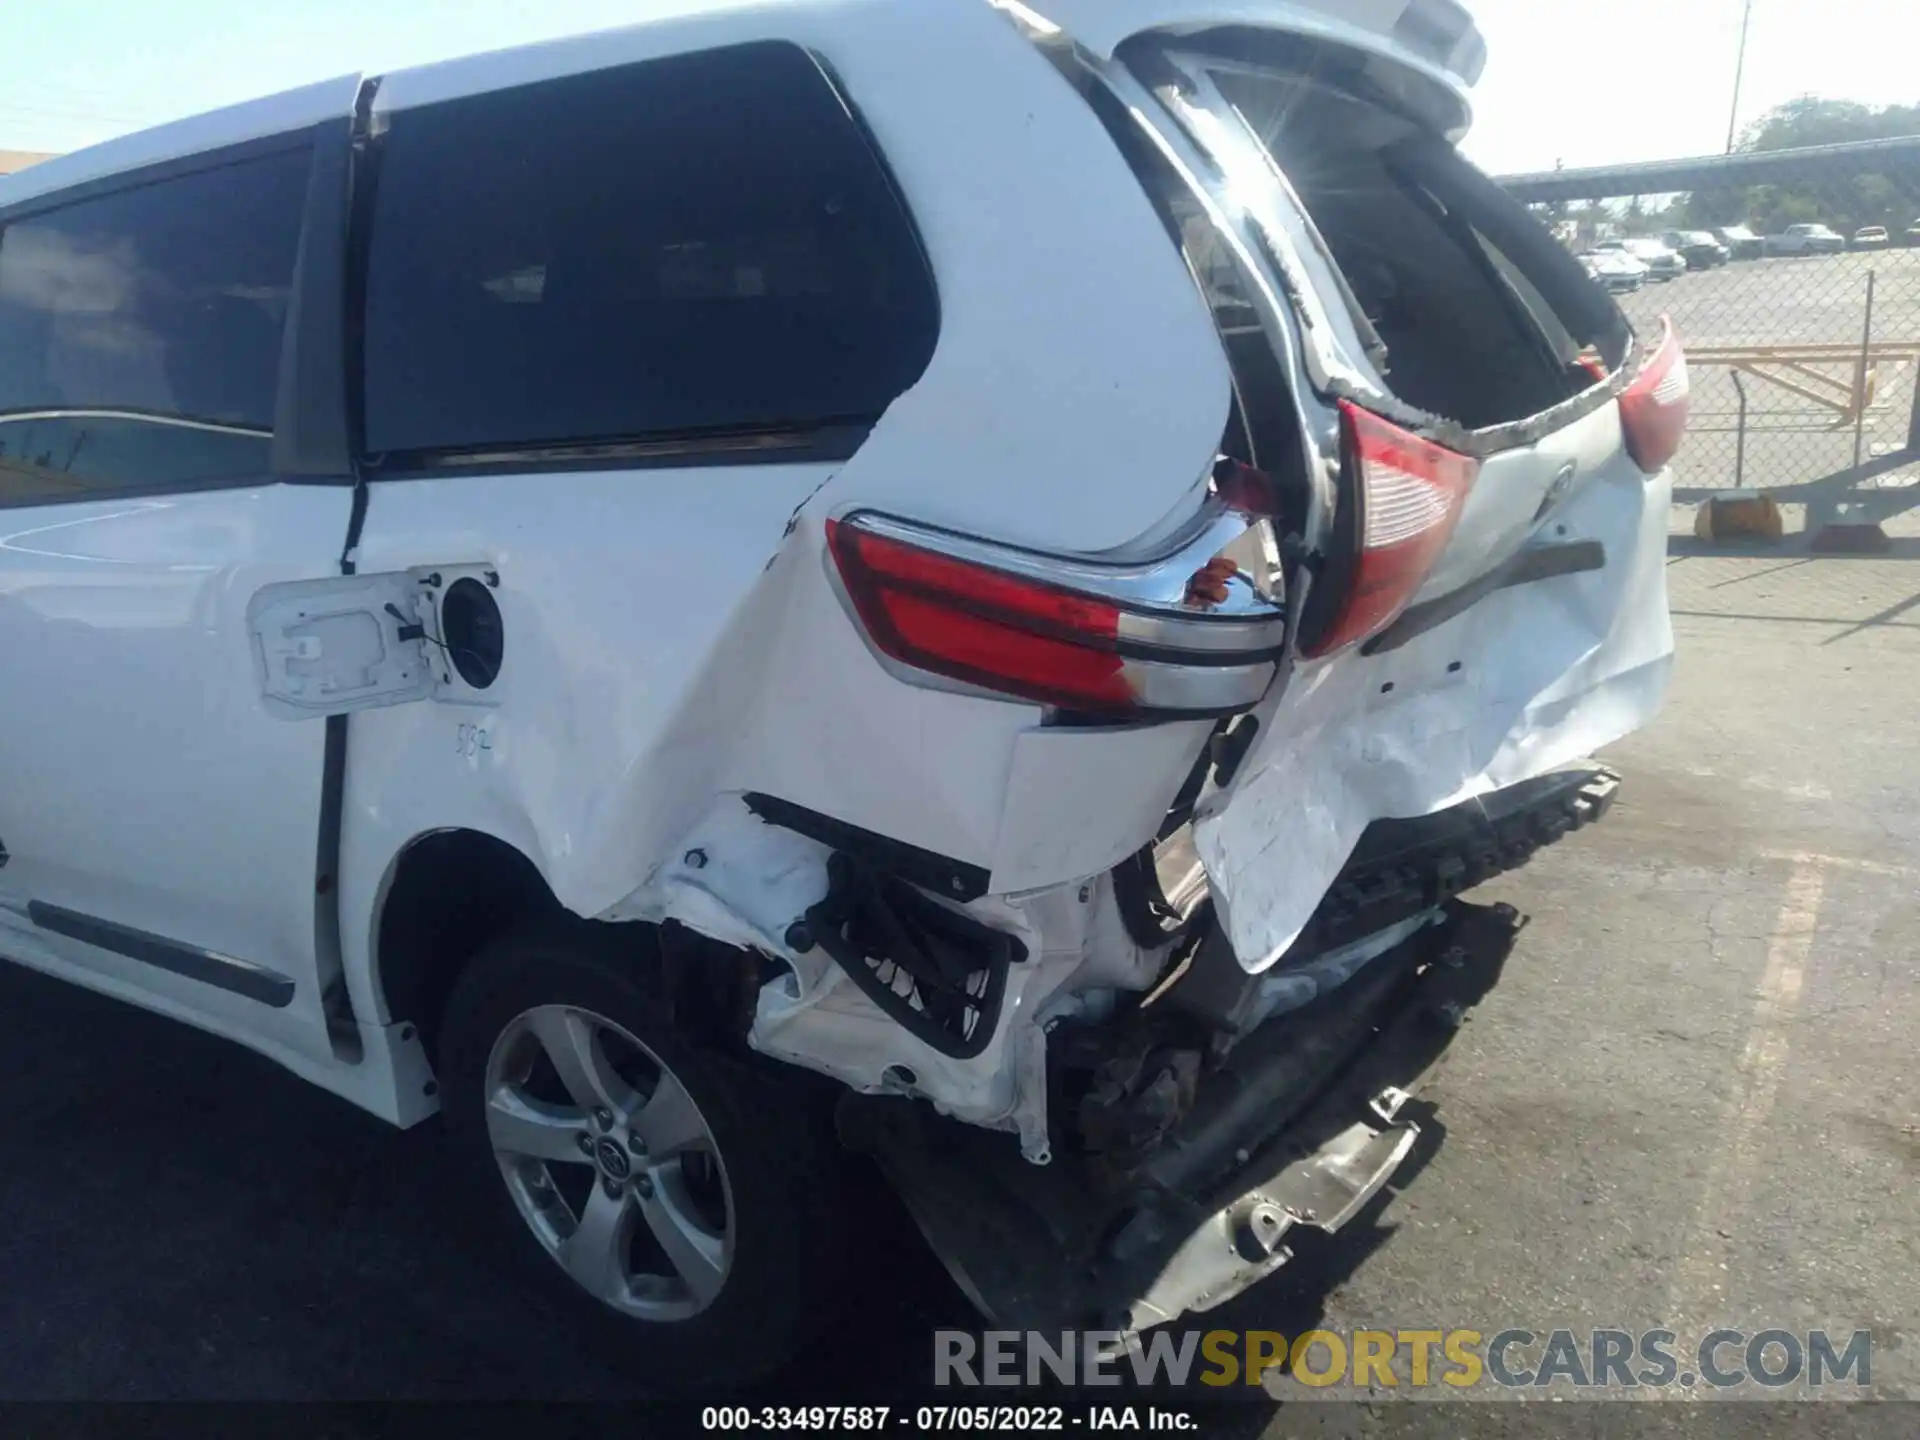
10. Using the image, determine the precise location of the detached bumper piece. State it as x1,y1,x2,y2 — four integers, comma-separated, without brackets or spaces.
1122,762,1617,970
1296,762,1618,961
838,900,1528,1335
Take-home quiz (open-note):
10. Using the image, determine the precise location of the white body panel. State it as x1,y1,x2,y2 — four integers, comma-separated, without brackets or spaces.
0,488,344,1033
0,77,362,211
336,463,1218,1006
0,485,434,1121
0,0,1671,1154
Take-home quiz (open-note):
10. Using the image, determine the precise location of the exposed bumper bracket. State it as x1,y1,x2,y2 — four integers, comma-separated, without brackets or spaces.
840,898,1530,1336
1124,1107,1420,1329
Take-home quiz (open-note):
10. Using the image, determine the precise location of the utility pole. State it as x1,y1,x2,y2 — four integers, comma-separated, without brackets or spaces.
1725,0,1754,154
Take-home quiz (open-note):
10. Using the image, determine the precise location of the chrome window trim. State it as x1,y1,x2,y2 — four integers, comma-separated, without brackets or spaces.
0,409,272,439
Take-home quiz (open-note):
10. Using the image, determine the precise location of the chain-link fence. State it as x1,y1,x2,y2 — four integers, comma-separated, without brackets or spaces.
1506,141,1920,531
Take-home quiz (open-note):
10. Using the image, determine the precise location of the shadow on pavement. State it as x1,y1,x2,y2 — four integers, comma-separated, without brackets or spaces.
0,958,960,1401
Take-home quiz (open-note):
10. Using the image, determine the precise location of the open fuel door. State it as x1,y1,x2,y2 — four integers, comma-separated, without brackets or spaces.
248,574,435,720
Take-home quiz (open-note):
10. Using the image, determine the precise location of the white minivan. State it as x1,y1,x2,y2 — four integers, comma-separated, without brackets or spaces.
0,0,1684,1384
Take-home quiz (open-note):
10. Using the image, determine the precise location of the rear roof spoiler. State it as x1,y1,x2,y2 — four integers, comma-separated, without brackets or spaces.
1006,0,1483,137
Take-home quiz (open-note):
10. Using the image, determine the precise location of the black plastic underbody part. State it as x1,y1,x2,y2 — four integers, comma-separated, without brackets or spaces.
802,852,1024,1060
1296,762,1617,959
840,767,1622,1333
838,898,1529,1334
1121,761,1616,984
1111,843,1203,952
744,792,990,902
1208,712,1262,788
1111,738,1222,950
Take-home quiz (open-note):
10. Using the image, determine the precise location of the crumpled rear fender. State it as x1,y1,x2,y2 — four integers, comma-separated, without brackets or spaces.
1195,466,1674,971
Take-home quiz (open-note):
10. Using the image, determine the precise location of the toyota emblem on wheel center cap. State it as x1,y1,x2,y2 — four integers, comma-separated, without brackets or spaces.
595,1138,631,1179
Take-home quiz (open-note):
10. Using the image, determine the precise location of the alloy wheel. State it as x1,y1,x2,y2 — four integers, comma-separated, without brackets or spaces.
482,1004,734,1321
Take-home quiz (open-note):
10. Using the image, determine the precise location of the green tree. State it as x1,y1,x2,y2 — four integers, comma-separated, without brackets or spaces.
1641,195,1682,227
1739,96,1920,152
1679,187,1747,228
1674,97,1920,238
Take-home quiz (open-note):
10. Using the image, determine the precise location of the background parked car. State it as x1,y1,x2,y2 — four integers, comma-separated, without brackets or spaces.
1764,222,1846,256
1594,237,1686,281
1852,225,1892,250
1907,219,1920,248
1579,249,1648,293
1662,230,1730,268
1712,224,1764,260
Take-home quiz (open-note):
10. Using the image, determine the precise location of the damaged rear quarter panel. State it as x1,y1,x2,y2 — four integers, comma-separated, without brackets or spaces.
335,464,837,1018
988,720,1214,893
340,0,1252,1016
1195,455,1676,973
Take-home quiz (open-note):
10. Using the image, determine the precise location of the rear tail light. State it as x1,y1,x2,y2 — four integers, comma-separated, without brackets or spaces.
1619,317,1690,471
1302,401,1480,659
825,513,1286,719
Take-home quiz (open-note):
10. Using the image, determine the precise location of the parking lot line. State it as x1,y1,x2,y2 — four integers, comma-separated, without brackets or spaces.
1760,848,1920,878
1665,858,1825,1334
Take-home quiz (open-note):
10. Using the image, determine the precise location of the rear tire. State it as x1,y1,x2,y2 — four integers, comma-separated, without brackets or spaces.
438,922,849,1388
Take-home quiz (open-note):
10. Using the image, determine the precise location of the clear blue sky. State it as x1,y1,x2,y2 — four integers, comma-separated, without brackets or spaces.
3,0,1915,174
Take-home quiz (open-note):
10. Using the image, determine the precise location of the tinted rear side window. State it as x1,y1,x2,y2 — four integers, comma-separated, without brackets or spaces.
362,42,940,460
0,148,309,501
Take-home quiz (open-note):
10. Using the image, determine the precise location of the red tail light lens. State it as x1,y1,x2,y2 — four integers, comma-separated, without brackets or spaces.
1619,317,1690,471
1303,401,1480,659
825,516,1285,718
828,521,1132,710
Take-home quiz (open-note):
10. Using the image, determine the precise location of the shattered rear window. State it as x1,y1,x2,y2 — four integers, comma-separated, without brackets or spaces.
1205,65,1585,428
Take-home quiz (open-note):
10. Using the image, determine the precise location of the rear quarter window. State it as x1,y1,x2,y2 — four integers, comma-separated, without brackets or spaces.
360,41,940,462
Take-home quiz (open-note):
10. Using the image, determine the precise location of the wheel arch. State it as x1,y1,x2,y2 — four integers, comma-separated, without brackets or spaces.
372,827,567,1060
372,826,767,1067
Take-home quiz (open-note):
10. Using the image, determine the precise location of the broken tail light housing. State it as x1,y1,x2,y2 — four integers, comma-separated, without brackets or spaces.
1619,316,1690,472
826,510,1287,719
1301,400,1480,659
